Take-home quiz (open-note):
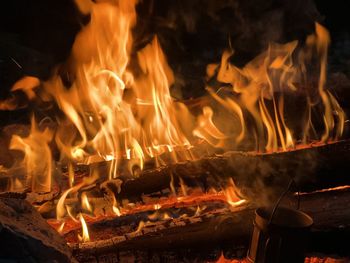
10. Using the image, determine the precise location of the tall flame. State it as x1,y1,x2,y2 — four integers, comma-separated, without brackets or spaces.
203,23,345,151
40,0,193,177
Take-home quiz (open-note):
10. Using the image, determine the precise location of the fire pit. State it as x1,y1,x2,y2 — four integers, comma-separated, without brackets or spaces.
0,0,350,262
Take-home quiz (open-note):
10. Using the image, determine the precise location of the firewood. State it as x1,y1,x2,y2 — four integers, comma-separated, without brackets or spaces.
94,140,350,204
67,187,350,262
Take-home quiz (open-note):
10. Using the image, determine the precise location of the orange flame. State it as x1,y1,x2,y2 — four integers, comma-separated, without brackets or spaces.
78,213,90,242
9,117,53,193
203,23,345,151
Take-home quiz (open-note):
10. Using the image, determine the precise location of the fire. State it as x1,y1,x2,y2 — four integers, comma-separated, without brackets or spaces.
9,117,53,193
223,178,246,208
42,0,193,173
0,0,346,243
81,192,92,212
78,213,90,242
112,195,122,216
204,23,345,152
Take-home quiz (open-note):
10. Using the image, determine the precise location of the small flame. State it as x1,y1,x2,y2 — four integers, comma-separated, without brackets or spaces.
56,173,98,220
134,220,145,234
11,178,24,192
223,178,246,207
68,163,75,188
112,195,122,216
193,106,227,147
179,177,188,196
162,212,172,220
112,205,121,217
57,221,65,234
66,205,79,223
153,204,161,210
194,206,201,216
81,192,92,212
78,213,90,242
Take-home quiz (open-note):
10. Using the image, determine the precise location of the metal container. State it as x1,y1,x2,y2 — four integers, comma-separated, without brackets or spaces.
247,206,313,263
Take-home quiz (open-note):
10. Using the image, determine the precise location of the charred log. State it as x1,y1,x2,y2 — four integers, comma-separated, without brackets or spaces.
0,196,74,262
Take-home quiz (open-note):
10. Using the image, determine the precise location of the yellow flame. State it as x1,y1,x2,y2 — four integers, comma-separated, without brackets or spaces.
223,178,246,207
78,213,90,242
202,23,345,151
66,205,79,223
112,195,122,216
56,173,98,220
153,204,161,210
81,192,92,212
179,177,188,196
9,117,53,193
57,221,65,234
193,106,227,147
68,163,75,188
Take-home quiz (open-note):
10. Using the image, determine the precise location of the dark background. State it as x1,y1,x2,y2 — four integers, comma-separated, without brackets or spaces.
0,0,349,122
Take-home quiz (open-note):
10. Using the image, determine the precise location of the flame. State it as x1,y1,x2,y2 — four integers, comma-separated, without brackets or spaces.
66,205,79,223
112,205,121,217
134,220,145,234
193,106,227,147
41,0,193,174
56,172,98,220
153,204,161,210
68,163,75,188
203,23,345,151
9,117,53,193
81,192,92,212
179,177,188,196
57,222,66,234
112,195,122,216
78,213,90,242
223,178,246,207
10,178,25,192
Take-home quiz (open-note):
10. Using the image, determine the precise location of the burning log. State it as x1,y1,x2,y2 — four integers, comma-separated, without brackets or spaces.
94,140,350,203
65,186,350,262
0,195,75,262
32,139,350,220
